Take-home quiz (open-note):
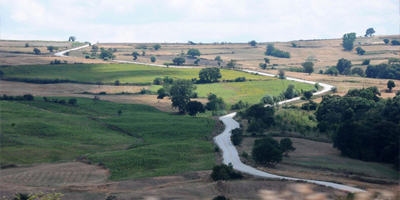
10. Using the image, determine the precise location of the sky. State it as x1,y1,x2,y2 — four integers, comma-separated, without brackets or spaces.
1,0,398,43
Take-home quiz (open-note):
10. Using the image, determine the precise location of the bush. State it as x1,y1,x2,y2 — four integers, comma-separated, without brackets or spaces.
99,92,107,95
231,100,248,110
391,40,400,45
234,77,246,82
210,163,242,181
362,59,370,65
103,57,109,61
150,55,156,62
213,196,229,200
230,128,243,146
301,100,317,110
383,39,389,44
68,98,77,105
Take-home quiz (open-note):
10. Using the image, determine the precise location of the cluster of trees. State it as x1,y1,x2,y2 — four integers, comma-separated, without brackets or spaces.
342,32,356,51
315,88,399,169
97,47,116,60
366,62,400,80
260,85,302,105
265,44,290,58
198,67,222,83
259,58,270,70
391,40,400,45
240,104,275,133
230,128,244,146
172,57,185,65
210,163,243,181
47,46,59,53
252,137,295,165
231,100,249,110
324,58,353,76
205,93,226,115
50,59,67,65
301,61,314,75
215,56,223,66
43,97,77,105
0,94,34,101
153,76,174,85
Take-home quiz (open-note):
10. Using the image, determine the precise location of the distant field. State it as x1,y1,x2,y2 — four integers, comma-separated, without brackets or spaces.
1,63,273,84
151,80,315,105
1,97,216,180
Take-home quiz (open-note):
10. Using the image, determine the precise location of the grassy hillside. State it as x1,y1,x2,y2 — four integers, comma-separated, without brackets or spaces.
1,63,273,84
151,80,316,105
1,97,216,180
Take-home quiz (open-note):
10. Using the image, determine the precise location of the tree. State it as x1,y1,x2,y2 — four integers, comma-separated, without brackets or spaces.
324,66,339,76
336,58,352,75
169,79,197,113
186,101,205,117
355,47,365,55
248,40,257,46
364,28,375,37
150,55,156,62
280,138,296,156
362,59,370,65
260,94,274,105
226,59,236,69
47,46,55,52
351,67,364,77
0,70,4,77
153,44,161,50
132,51,140,60
198,67,222,83
387,80,395,92
205,93,226,111
291,42,297,47
259,63,267,70
114,80,120,85
265,44,274,55
391,40,400,45
33,48,41,55
302,61,314,75
230,128,243,146
118,109,122,116
342,32,356,51
383,39,389,44
278,69,285,79
142,50,146,56
264,58,270,64
68,98,77,105
304,91,313,100
215,56,221,61
187,48,201,57
157,87,167,99
252,137,283,165
172,57,185,65
25,43,29,47
68,36,76,41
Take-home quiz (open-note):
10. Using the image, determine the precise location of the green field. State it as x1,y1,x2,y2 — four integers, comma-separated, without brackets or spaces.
1,63,273,84
1,97,216,180
151,80,315,105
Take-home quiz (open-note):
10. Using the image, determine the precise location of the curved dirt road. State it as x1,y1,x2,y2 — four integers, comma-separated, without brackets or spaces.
57,46,363,193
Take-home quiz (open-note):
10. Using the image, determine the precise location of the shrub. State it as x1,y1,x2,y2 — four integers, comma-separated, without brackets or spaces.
234,77,246,82
68,98,77,105
99,92,107,95
213,196,229,200
210,163,242,181
150,55,156,62
231,100,249,110
362,59,370,65
383,39,389,44
391,40,400,45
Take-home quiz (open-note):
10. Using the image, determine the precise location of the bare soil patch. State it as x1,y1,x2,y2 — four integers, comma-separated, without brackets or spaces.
0,162,353,200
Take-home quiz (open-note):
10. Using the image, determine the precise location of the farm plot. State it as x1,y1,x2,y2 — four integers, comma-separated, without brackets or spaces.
151,79,315,105
1,97,216,180
1,63,273,84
